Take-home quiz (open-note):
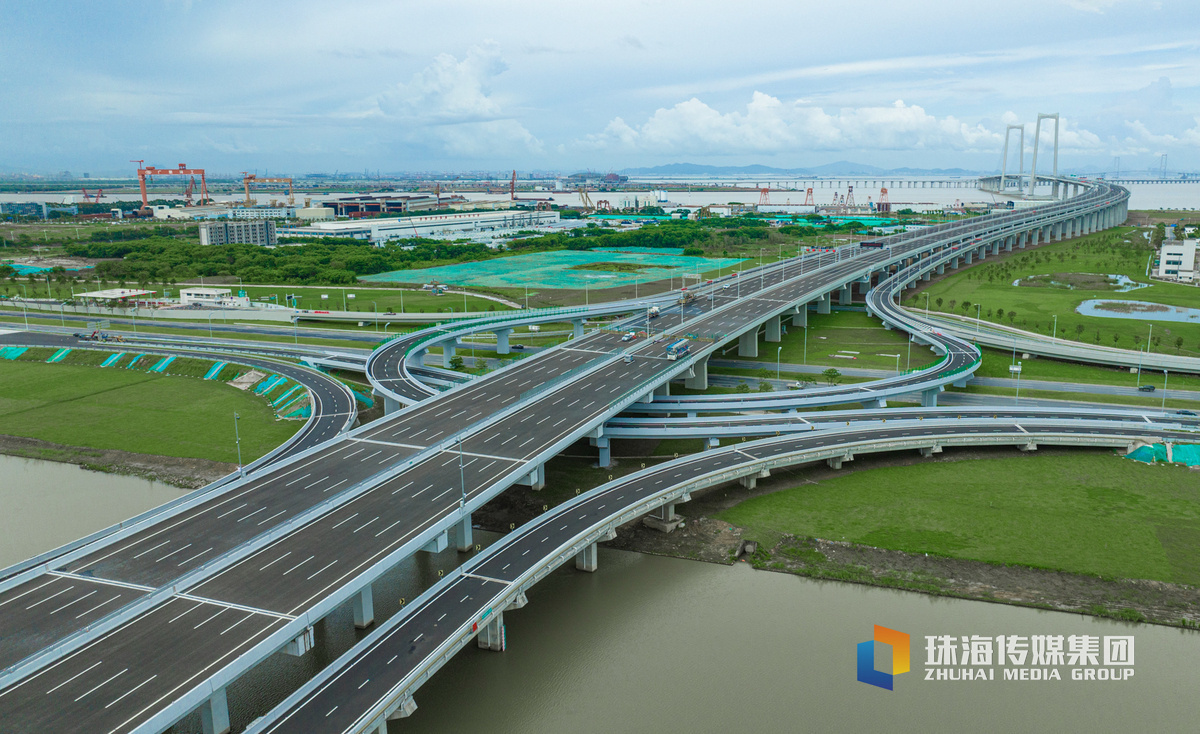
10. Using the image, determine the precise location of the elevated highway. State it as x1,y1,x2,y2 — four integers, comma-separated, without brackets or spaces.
0,177,1143,733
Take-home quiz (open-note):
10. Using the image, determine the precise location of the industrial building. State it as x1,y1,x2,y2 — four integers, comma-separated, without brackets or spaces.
323,193,442,217
199,219,278,246
229,206,294,220
278,209,560,244
1156,238,1197,282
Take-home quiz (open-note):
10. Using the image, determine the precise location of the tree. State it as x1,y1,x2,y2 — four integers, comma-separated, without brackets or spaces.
1075,324,1085,337
1008,311,1017,325
822,368,842,385
961,300,972,314
1176,336,1184,352
935,297,943,309
448,355,465,371
757,381,774,392
734,382,751,393
1112,333,1120,346
947,299,956,312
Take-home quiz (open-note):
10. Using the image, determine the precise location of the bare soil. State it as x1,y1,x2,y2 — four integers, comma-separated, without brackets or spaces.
0,434,235,489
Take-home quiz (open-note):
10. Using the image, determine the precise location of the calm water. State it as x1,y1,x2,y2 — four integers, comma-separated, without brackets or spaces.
0,454,188,568
1077,299,1200,323
3,456,1199,733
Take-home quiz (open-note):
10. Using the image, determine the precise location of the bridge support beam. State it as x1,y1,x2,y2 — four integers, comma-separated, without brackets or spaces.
380,392,402,415
420,531,449,554
738,468,769,490
1020,442,1038,453
643,501,683,533
703,437,720,450
457,512,473,552
571,319,585,339
200,687,231,734
919,444,943,458
441,342,457,368
516,463,546,490
827,453,853,470
765,315,782,342
655,382,671,398
838,285,852,305
477,611,506,651
791,304,808,327
576,542,599,572
951,257,960,270
495,328,512,355
593,435,611,468
738,328,759,358
817,294,831,314
353,585,375,629
685,356,708,390
921,387,941,407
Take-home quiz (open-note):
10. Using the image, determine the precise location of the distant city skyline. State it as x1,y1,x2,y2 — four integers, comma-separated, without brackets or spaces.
3,0,1199,175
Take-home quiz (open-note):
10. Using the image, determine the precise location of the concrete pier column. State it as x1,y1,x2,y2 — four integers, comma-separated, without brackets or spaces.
791,304,808,327
817,294,831,314
200,687,231,734
685,356,708,390
353,585,375,629
594,435,611,468
575,542,598,572
571,318,585,339
380,392,401,415
441,341,457,368
922,271,931,282
516,463,546,490
477,611,505,651
457,512,473,552
643,501,683,532
936,263,945,275
952,257,960,269
765,315,782,342
738,328,760,357
654,382,670,398
703,437,720,450
964,251,973,265
495,328,512,355
921,388,940,407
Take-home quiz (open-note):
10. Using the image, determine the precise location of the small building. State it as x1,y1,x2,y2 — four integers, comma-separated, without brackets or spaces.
199,219,278,246
179,287,250,307
297,207,335,221
229,206,294,220
1156,239,1197,282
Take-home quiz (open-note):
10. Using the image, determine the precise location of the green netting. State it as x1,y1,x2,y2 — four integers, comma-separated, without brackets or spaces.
1125,444,1200,467
361,250,748,290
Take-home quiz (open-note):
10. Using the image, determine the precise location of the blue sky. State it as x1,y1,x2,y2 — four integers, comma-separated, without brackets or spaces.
3,0,1200,175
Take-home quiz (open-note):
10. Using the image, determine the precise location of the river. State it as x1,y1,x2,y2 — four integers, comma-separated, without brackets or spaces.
2,456,1198,732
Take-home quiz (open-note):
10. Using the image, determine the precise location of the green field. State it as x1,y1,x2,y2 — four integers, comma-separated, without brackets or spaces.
718,453,1200,584
972,347,1200,391
904,227,1200,357
715,310,935,372
236,284,513,315
0,361,297,463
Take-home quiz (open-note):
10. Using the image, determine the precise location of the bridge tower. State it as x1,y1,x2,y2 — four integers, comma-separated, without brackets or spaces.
1000,124,1024,192
1027,113,1059,198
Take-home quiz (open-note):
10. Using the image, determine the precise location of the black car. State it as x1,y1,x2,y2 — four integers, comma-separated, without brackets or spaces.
1138,384,1155,392
511,344,525,350
1177,410,1197,417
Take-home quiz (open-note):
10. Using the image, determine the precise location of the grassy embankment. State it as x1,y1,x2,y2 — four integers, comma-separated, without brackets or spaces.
717,453,1200,585
903,226,1200,357
0,360,297,463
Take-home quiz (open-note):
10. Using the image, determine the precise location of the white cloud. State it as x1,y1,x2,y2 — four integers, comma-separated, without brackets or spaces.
1062,0,1124,12
580,95,1012,155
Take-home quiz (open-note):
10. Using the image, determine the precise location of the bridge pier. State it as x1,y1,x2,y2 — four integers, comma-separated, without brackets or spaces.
200,687,231,734
738,328,759,357
936,263,945,275
457,512,473,552
919,444,943,458
421,531,449,554
921,387,941,407
655,382,671,398
379,392,402,415
685,355,708,390
765,315,782,342
964,251,973,265
353,585,374,629
495,328,512,355
593,435,612,468
516,463,546,490
791,304,808,327
477,611,506,651
838,285,852,305
441,341,457,368
817,293,831,314
571,318,585,339
703,437,720,450
951,257,960,269
738,468,769,489
643,500,684,532
576,542,599,572
826,453,853,470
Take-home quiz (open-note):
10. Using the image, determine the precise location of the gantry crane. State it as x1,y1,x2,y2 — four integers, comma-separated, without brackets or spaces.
242,173,294,206
132,161,211,208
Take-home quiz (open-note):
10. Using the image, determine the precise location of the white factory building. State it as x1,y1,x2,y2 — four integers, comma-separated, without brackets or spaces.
278,209,561,244
1156,238,1197,282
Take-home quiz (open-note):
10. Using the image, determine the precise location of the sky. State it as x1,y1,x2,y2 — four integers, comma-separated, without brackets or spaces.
3,0,1200,176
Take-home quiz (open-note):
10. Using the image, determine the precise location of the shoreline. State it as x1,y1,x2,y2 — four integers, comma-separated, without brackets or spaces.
0,434,236,489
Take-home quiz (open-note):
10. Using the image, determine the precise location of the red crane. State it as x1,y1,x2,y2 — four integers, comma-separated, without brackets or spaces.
81,188,105,203
803,187,814,206
758,187,771,206
132,161,210,209
878,187,891,214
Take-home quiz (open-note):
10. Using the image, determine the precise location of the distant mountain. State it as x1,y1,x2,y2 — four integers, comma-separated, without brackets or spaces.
621,162,988,177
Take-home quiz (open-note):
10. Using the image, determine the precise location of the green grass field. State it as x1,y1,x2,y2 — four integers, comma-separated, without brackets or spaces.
0,361,297,463
235,284,513,315
715,310,937,372
972,347,1200,391
904,227,1200,357
717,452,1200,584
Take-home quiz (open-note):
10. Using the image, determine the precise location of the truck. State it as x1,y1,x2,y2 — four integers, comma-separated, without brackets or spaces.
859,240,886,248
665,339,690,360
647,306,660,319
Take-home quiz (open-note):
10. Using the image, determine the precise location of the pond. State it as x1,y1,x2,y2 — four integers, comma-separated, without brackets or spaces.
1014,273,1148,292
1076,299,1200,323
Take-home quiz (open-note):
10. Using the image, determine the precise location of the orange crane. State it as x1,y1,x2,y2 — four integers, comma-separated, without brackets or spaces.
132,161,210,209
81,188,105,203
242,173,294,206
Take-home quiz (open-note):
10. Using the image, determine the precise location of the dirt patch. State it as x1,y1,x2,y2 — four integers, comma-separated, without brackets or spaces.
0,434,236,489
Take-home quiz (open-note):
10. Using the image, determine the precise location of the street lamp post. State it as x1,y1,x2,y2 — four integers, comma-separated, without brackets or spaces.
923,292,930,317
233,412,243,476
776,346,782,380
371,301,378,331
803,326,808,365
1051,314,1057,342
1011,362,1023,406
18,284,29,329
207,311,215,338
907,334,913,370
975,303,982,342
1162,370,1169,411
